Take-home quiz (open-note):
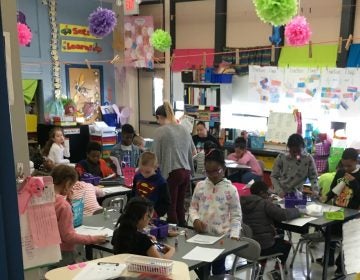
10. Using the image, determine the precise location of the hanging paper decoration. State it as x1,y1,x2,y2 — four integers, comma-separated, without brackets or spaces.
17,23,32,46
285,16,312,46
253,0,298,26
88,7,117,38
150,29,172,52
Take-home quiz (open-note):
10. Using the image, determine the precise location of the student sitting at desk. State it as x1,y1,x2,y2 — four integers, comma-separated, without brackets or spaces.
227,137,263,184
72,181,105,216
241,181,300,273
192,121,220,153
111,197,175,259
42,127,70,165
132,151,170,217
193,140,218,175
111,124,141,168
270,133,318,197
52,165,106,267
189,149,242,276
322,148,360,276
75,142,115,178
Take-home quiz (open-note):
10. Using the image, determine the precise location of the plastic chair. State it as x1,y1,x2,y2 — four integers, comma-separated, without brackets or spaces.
101,195,127,212
289,231,344,280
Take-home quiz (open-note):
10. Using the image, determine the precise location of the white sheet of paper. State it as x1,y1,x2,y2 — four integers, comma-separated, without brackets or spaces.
284,216,318,227
183,246,224,262
102,186,130,194
225,159,236,164
75,226,114,237
186,234,224,244
73,262,126,280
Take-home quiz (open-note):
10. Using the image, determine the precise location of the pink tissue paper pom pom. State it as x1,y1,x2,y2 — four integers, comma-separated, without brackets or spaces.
17,22,32,46
285,16,312,46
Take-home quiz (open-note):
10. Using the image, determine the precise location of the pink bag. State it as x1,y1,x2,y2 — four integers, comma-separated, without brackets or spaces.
233,182,251,197
122,167,136,187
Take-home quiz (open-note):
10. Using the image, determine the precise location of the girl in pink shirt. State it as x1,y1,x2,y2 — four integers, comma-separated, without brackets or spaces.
52,165,106,266
227,137,263,184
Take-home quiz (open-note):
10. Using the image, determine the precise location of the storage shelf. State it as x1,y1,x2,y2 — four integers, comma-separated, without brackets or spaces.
184,82,220,86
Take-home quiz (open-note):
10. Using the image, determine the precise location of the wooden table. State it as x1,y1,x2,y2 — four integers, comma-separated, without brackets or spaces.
45,253,191,280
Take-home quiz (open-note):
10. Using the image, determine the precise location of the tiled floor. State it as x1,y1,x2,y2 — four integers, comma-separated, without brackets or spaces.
189,232,346,280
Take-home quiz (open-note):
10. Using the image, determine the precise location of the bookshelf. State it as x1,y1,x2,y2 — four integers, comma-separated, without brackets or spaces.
183,83,221,139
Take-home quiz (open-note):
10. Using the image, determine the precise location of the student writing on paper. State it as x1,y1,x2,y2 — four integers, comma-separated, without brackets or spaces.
111,124,141,168
241,181,300,273
72,181,105,216
271,134,318,197
189,149,242,276
111,197,175,259
51,165,106,267
321,148,360,277
75,142,115,178
42,127,70,165
131,151,170,217
227,137,263,184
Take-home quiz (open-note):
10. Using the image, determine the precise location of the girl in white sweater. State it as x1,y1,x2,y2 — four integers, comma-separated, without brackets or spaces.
189,149,242,276
43,127,70,165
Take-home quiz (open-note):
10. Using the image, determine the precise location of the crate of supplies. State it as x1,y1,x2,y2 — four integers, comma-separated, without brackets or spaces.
250,136,265,149
149,219,169,239
211,73,233,84
126,255,173,275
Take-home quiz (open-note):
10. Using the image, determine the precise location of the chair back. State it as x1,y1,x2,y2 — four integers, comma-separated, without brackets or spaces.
235,237,261,262
110,156,122,176
101,195,127,212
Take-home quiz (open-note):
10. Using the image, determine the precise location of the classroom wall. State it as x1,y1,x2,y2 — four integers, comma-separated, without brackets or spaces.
18,0,115,121
175,0,215,48
354,2,360,43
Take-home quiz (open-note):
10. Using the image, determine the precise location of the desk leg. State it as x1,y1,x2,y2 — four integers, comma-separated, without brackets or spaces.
85,245,93,260
322,225,331,280
195,264,211,280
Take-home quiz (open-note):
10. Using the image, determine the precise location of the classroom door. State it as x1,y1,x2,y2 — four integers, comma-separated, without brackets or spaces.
0,5,24,280
138,68,165,139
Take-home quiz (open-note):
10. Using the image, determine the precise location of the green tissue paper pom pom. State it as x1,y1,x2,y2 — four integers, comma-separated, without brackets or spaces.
150,29,172,52
253,0,298,26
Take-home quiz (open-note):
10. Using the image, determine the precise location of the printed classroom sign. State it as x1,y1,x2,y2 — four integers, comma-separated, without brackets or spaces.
59,24,98,39
61,40,102,53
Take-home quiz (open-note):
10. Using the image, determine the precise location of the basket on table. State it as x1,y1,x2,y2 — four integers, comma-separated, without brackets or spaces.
126,255,173,275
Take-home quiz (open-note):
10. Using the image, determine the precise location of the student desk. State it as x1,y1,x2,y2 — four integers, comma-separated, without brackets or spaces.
97,185,132,206
81,213,248,280
276,206,360,280
45,253,191,280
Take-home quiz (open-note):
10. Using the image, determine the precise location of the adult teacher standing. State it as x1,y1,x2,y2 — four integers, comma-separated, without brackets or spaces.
153,101,194,226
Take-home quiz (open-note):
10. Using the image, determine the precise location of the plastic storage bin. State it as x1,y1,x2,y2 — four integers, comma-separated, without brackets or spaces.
80,173,101,185
250,136,265,149
210,73,233,84
149,219,169,239
126,255,173,275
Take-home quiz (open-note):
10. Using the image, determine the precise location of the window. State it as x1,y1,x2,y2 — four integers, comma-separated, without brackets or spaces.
153,77,163,114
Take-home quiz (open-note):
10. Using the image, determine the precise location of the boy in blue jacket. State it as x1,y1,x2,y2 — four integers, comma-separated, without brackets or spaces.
132,151,170,217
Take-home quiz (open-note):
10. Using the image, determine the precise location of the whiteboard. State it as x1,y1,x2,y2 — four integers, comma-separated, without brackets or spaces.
266,112,297,143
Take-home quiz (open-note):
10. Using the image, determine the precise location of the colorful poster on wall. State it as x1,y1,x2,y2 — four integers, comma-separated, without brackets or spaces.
284,67,321,104
61,40,102,53
320,68,344,110
248,66,284,103
59,24,98,39
339,68,360,110
124,16,154,68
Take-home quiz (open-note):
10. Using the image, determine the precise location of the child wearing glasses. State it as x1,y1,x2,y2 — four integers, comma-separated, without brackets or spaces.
189,149,242,276
111,197,174,259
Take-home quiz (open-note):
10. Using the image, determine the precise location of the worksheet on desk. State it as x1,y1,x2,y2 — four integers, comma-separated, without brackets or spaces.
284,216,318,227
75,225,114,237
183,246,224,262
102,186,130,194
73,262,126,280
186,234,225,244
